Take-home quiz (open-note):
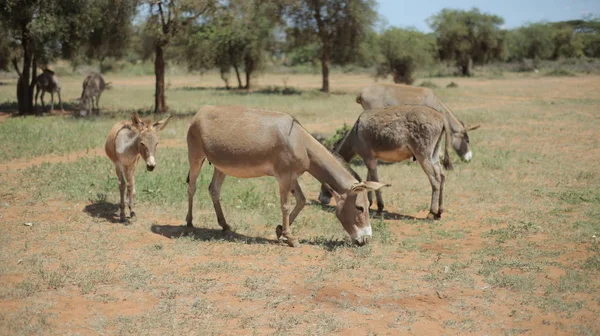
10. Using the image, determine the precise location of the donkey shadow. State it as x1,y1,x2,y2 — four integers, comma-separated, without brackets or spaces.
307,200,425,221
150,224,275,245
83,194,123,224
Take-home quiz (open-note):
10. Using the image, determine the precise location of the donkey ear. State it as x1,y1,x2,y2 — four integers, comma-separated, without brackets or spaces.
467,124,481,132
324,183,342,204
131,112,145,130
350,181,390,194
363,181,390,191
153,114,173,131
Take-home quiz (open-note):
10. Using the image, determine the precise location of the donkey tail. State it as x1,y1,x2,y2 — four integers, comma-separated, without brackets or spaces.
186,171,190,184
442,126,453,171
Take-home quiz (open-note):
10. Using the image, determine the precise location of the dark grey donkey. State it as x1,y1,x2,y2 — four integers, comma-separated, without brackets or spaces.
79,73,107,116
35,69,63,114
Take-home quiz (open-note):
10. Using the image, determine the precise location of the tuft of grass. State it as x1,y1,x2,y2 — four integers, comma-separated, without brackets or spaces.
544,69,576,77
418,80,438,89
487,274,536,292
484,221,540,243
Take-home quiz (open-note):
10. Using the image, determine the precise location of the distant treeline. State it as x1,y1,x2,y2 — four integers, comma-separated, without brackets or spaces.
1,1,599,114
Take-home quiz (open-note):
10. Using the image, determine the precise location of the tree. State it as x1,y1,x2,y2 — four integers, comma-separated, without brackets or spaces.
428,8,505,76
551,24,584,59
376,28,435,84
181,0,280,90
82,0,139,73
143,0,213,114
506,23,554,62
286,0,378,92
0,0,115,114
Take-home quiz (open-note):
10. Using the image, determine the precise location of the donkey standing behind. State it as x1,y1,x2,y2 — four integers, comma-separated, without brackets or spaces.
80,72,107,116
105,112,172,222
356,83,480,161
35,69,63,114
186,105,388,247
320,105,452,219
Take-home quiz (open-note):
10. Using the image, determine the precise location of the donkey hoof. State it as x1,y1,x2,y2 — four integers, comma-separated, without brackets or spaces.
130,211,136,217
120,215,127,223
286,238,300,248
275,225,283,239
181,225,194,236
427,212,441,220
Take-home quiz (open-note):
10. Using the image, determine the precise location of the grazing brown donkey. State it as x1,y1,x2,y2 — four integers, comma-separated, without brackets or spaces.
320,105,452,219
356,83,480,161
34,69,64,114
105,112,172,222
79,72,107,116
186,105,388,247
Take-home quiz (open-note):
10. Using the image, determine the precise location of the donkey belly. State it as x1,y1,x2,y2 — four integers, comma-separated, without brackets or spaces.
210,159,276,179
374,147,413,163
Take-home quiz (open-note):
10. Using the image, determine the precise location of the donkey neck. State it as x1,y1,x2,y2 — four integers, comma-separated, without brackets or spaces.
115,126,141,161
334,123,357,163
303,130,357,195
439,101,464,133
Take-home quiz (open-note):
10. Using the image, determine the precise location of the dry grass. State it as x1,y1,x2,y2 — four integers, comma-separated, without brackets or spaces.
0,72,599,335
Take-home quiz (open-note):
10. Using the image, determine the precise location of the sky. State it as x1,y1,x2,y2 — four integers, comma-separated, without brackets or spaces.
377,0,600,32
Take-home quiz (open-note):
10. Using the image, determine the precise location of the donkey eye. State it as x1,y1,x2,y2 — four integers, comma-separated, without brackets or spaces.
356,206,364,212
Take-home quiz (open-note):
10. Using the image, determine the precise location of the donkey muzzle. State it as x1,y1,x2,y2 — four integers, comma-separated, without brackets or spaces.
146,164,155,172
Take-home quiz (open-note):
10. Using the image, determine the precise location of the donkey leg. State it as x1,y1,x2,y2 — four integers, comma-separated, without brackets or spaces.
289,179,306,225
57,89,63,111
49,92,55,114
208,168,232,232
366,158,384,213
278,178,299,247
96,93,102,114
34,87,40,113
40,91,46,113
115,165,127,222
125,165,136,219
186,157,205,228
417,157,442,220
438,164,446,217
277,179,306,239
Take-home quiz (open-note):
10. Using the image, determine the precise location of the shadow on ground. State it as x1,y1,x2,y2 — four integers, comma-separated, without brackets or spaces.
307,200,424,221
0,101,83,115
175,85,304,95
83,194,123,224
151,224,276,245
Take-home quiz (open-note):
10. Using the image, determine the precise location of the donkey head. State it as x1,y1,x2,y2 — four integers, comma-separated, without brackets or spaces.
450,123,480,161
131,112,173,171
323,181,388,246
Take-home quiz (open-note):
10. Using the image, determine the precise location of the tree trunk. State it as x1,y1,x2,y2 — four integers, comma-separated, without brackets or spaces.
233,64,243,89
154,43,167,114
320,45,330,93
244,57,254,91
219,68,230,89
459,57,473,77
16,29,34,115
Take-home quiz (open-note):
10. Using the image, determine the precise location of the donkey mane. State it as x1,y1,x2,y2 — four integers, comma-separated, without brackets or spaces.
293,118,362,183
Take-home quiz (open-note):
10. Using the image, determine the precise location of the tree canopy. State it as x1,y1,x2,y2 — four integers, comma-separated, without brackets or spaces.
285,0,378,92
428,8,505,76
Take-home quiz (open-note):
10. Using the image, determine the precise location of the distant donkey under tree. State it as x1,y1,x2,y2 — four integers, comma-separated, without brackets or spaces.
80,72,108,116
34,68,64,114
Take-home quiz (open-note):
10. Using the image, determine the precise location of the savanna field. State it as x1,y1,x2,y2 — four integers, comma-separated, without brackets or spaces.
0,71,599,335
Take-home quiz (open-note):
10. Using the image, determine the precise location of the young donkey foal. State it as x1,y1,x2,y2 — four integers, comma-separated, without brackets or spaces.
186,105,388,247
320,105,452,219
105,112,172,222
